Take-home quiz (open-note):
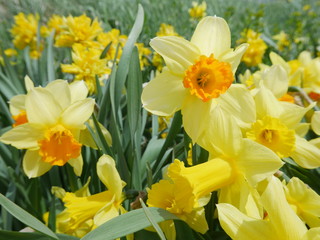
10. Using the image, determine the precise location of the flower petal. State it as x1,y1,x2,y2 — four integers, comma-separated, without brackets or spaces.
311,111,320,135
191,16,230,58
0,124,42,149
279,101,315,129
93,199,119,226
198,105,242,156
181,94,213,142
236,139,283,186
9,94,26,115
26,88,62,126
219,84,256,128
23,150,52,178
150,36,199,75
60,98,95,129
290,136,320,169
97,155,124,200
68,155,83,176
217,203,272,240
184,208,208,234
24,75,34,91
254,84,282,119
220,43,249,74
69,80,89,102
142,70,188,116
262,65,288,99
45,80,71,109
261,176,307,239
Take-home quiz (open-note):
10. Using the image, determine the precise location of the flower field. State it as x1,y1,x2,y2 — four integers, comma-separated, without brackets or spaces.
0,0,320,239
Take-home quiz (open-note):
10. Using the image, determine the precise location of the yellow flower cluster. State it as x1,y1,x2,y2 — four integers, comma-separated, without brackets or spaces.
237,28,268,67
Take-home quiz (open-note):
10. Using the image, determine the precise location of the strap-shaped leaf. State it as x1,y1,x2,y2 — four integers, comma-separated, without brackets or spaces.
81,207,179,240
0,193,58,239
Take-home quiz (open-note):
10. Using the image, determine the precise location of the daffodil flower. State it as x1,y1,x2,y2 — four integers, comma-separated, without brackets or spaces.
0,80,94,178
284,177,320,228
246,84,320,168
142,16,254,143
54,155,126,238
217,176,320,240
148,107,282,234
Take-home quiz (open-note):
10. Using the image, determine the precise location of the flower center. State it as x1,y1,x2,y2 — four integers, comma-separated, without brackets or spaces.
183,54,234,102
38,125,82,166
246,116,296,158
12,110,28,127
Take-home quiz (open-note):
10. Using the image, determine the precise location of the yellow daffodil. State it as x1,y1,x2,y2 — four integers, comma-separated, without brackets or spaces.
10,12,45,59
147,179,210,235
156,23,180,37
246,84,320,168
61,43,110,94
54,14,102,47
178,107,282,213
217,176,320,240
272,30,290,51
0,80,94,178
142,16,253,143
47,14,64,36
55,155,126,238
10,13,38,50
148,107,282,235
188,1,207,20
97,29,128,62
238,29,267,67
289,51,320,101
283,177,320,228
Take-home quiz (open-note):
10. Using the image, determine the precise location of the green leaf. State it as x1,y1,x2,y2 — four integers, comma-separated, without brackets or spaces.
110,4,144,122
0,193,58,239
47,30,56,83
0,231,79,240
81,207,179,240
127,46,142,140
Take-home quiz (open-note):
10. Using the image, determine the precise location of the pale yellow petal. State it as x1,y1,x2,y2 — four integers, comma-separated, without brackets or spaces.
199,105,242,156
295,123,310,137
97,155,123,200
286,177,320,217
60,98,95,129
311,111,320,135
141,70,188,116
69,80,89,102
236,139,282,186
79,120,112,148
254,84,282,119
219,176,263,219
159,220,176,240
290,136,320,169
45,80,71,109
302,228,320,240
23,150,52,178
150,36,199,75
68,155,83,176
191,16,230,58
262,65,288,98
219,84,256,128
9,94,26,115
181,94,213,143
26,88,62,126
183,208,208,234
24,75,34,91
0,124,42,149
217,203,272,240
220,43,249,74
269,52,290,73
279,101,315,129
93,202,119,227
261,176,307,239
